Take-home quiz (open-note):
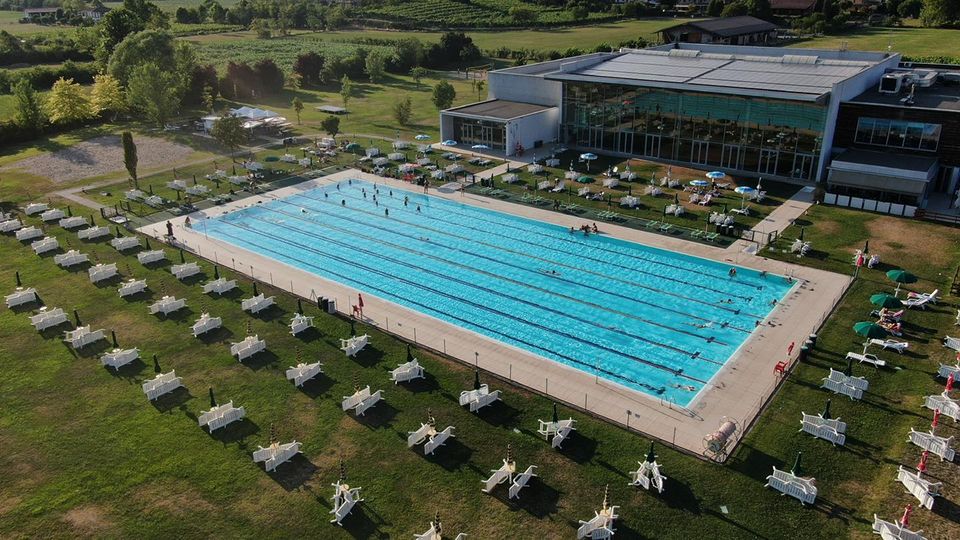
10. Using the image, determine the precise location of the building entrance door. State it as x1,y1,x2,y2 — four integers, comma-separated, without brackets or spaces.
720,144,741,170
758,149,779,175
691,141,710,165
643,134,661,158
616,131,634,155
791,153,815,180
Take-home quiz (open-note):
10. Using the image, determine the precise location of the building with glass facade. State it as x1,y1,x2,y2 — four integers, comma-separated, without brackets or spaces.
444,43,897,185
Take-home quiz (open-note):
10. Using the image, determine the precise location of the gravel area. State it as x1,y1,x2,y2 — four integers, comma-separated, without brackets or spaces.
1,135,194,183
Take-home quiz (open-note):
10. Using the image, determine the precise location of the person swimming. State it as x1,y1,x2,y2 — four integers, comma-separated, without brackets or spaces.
728,267,737,278
341,199,346,206
416,205,421,212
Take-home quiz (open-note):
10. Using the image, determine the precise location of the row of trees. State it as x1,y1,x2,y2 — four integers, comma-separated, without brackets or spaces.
173,0,350,34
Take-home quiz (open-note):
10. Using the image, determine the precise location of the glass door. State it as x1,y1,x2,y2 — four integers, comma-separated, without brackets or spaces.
616,131,634,154
721,144,741,170
643,134,661,158
758,149,779,175
691,141,710,165
791,153,815,180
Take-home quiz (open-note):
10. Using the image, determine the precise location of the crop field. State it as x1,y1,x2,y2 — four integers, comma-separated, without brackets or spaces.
359,0,616,27
189,36,395,70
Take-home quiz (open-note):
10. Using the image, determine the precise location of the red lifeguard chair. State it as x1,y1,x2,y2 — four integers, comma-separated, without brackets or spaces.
774,360,788,377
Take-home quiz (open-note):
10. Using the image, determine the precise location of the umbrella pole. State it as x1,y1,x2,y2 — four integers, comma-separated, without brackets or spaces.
862,340,869,355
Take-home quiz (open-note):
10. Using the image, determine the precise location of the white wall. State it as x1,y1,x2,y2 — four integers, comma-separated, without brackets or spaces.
489,73,562,108
505,108,560,154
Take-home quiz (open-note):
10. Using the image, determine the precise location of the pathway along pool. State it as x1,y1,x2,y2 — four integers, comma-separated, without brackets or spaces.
203,179,794,406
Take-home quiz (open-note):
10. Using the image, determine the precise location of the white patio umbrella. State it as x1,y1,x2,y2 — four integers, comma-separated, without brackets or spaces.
580,152,598,171
735,185,756,209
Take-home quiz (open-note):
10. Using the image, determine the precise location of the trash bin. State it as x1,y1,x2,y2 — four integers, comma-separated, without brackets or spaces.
799,345,809,361
808,333,818,346
326,299,336,314
320,298,328,311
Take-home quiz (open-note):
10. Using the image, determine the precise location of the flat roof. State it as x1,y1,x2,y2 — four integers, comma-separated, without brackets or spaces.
849,81,960,111
544,47,879,101
661,16,777,38
443,99,555,120
832,148,937,173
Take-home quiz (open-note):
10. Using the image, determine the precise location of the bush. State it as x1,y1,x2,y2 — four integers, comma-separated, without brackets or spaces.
3,61,99,94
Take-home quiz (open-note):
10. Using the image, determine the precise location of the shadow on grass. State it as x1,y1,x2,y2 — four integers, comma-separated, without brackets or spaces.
486,475,561,518
422,437,473,472
180,272,208,286
72,339,113,359
151,386,192,413
121,288,155,303
352,401,399,429
154,307,194,323
253,303,287,323
10,300,44,314
268,454,317,492
105,358,146,382
392,371,440,393
299,374,335,399
473,400,521,429
339,503,389,540
198,325,235,345
351,347,384,368
210,417,260,445
242,349,280,371
660,476,702,514
557,431,598,464
292,326,323,343
92,273,124,288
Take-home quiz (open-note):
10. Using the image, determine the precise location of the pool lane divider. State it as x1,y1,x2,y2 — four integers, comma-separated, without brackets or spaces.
207,218,708,388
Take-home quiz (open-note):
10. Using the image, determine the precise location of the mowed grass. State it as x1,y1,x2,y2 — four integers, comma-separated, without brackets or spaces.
0,10,65,36
787,25,960,59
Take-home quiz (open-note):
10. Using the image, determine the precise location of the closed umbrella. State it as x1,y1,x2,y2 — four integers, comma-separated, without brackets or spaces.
821,398,832,420
886,269,918,296
209,387,217,408
153,354,161,373
406,343,413,362
674,193,679,204
870,293,903,309
552,402,559,424
474,369,481,391
577,176,593,183
790,451,803,476
415,134,430,141
442,140,458,146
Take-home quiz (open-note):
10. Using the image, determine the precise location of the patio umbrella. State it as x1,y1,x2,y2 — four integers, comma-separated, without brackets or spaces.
253,282,258,296
214,265,219,279
821,398,832,420
441,140,458,146
471,144,489,150
577,176,593,183
734,185,755,210
645,441,657,464
297,298,303,314
791,451,803,476
209,387,217,408
153,354,161,373
844,355,854,377
863,240,870,254
415,134,430,141
349,319,356,337
674,193,679,204
179,249,185,264
706,171,726,180
474,369,481,391
854,321,887,339
689,179,710,188
900,504,914,528
111,330,118,348
886,269,918,295
580,153,598,171
406,343,413,362
799,227,805,241
870,293,903,309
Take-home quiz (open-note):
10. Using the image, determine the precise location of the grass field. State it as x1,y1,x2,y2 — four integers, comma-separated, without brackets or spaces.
788,25,960,60
0,9,65,36
2,179,960,537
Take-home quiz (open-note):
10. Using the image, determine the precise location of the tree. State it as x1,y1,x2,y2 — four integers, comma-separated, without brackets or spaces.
509,5,538,24
570,4,589,20
392,96,412,126
13,79,45,133
410,66,427,87
45,77,93,125
107,29,177,85
365,49,387,83
201,85,215,111
321,115,340,139
340,75,353,108
211,115,247,156
745,0,773,20
475,80,485,101
90,72,125,119
254,58,285,96
722,0,750,16
898,0,923,17
252,17,272,38
432,80,456,110
292,96,303,125
293,51,324,86
97,8,145,58
126,62,181,127
706,0,725,16
920,0,958,26
121,131,138,188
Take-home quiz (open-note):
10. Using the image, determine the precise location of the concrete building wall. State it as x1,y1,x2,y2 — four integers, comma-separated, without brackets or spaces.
506,109,561,154
489,73,563,108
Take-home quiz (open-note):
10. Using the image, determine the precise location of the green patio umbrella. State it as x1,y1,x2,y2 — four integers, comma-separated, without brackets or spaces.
213,265,219,280
253,282,258,296
674,193,679,204
886,269,917,295
821,398,832,420
844,355,854,377
854,321,887,339
870,293,903,309
111,330,118,348
577,176,593,183
15,271,21,287
297,298,303,315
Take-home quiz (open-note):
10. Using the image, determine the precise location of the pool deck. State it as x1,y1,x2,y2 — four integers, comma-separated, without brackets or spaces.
141,168,852,460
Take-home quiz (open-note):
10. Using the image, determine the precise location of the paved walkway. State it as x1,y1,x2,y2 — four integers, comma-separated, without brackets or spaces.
726,186,816,254
142,170,849,459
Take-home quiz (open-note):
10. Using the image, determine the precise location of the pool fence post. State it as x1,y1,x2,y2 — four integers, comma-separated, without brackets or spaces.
545,377,548,395
385,317,389,330
626,410,630,429
509,364,512,380
443,338,446,354
413,327,417,344
672,427,677,447
584,393,587,410
270,272,273,286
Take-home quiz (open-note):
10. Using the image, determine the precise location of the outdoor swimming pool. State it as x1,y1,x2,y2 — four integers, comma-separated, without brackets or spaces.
203,179,794,406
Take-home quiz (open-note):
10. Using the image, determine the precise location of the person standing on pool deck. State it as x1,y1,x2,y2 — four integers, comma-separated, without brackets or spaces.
166,221,174,238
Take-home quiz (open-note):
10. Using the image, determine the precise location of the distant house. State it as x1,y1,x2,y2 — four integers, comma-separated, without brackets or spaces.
22,7,62,21
659,16,778,46
770,0,817,16
80,5,110,21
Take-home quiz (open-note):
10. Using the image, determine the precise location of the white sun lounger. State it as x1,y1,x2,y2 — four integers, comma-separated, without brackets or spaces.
765,467,817,505
118,278,146,298
341,385,383,416
340,334,369,357
908,428,955,462
241,293,275,314
142,370,183,400
330,481,362,525
231,335,266,361
846,351,886,368
31,236,58,254
897,466,941,510
77,226,110,240
289,313,314,336
23,202,48,215
171,262,201,280
192,313,222,337
137,250,167,265
390,359,424,383
202,278,237,296
149,295,186,316
100,347,140,370
943,336,960,352
63,325,106,349
88,263,118,284
0,218,22,232
482,459,516,494
904,295,933,310
5,287,37,308
407,422,455,455
285,361,323,387
40,208,64,221
629,459,666,494
924,393,960,422
800,412,846,445
459,384,501,412
15,226,43,241
198,401,245,432
253,441,301,472
938,363,960,380
577,507,619,539
30,307,67,331
54,250,89,268
873,514,927,540
869,339,909,353
551,181,566,193
110,236,141,251
58,216,87,229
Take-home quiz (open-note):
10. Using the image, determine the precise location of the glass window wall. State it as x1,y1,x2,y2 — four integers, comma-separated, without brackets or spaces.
854,117,940,151
452,117,506,150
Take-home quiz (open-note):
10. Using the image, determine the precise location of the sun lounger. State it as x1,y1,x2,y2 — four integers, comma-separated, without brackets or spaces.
202,278,237,295
330,481,362,526
138,250,167,265
77,226,110,240
198,401,245,432
100,347,139,370
39,208,64,222
241,293,275,314
939,363,960,380
5,287,37,308
0,218,22,232
870,338,909,354
31,236,58,255
149,295,186,316
341,385,383,416
88,263,118,283
118,278,146,297
799,412,846,446
765,467,817,505
289,313,314,336
904,295,934,310
908,428,956,462
24,202,48,215
897,466,941,510
142,371,183,400
340,334,369,357
551,181,565,193
390,359,424,384
943,336,960,352
629,458,666,494
192,313,222,337
459,384,501,412
924,393,960,422
58,216,87,229
231,335,266,361
253,441,301,472
577,506,619,540
30,307,67,331
15,226,43,242
64,325,106,349
110,236,140,252
54,250,88,268
846,351,886,368
285,361,323,387
872,514,927,540
171,262,201,280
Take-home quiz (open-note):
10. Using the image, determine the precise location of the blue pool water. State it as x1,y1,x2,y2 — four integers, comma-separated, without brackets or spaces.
204,179,793,406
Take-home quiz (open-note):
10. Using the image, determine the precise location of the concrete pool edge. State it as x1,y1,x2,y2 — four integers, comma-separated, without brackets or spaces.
142,168,852,460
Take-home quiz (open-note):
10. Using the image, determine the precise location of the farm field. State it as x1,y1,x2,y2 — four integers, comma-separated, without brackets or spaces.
0,9,67,36
788,25,960,60
357,0,618,27
190,35,395,70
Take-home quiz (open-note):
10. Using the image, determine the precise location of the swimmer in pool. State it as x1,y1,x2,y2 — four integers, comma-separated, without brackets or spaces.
760,270,767,278
728,267,737,278
416,205,421,213
341,199,346,206
673,383,696,391
687,322,713,329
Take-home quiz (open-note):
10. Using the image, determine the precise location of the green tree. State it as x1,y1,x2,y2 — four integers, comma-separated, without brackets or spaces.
121,131,138,188
722,1,750,16
321,115,340,139
570,5,589,20
107,29,177,85
45,77,93,125
13,79,45,133
432,80,456,110
475,80,485,101
899,0,923,17
706,0,725,16
392,96,412,126
920,0,958,26
365,49,387,83
97,8,145,59
127,62,181,127
508,5,538,24
211,115,247,156
252,18,272,38
745,0,773,20
90,72,125,119
292,96,304,125
201,85,215,111
410,66,427,87
340,75,353,108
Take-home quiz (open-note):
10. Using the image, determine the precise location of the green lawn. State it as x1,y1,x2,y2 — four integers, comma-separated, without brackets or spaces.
787,25,960,60
0,10,66,36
